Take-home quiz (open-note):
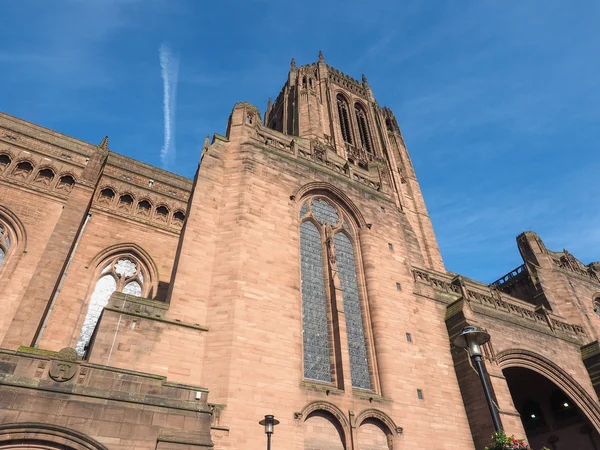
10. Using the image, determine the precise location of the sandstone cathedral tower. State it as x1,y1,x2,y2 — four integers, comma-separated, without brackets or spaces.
0,53,599,450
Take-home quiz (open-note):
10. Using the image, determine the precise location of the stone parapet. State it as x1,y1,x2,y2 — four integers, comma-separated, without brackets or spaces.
0,347,213,449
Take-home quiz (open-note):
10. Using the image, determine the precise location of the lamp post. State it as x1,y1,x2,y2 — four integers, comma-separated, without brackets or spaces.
259,414,279,450
453,326,502,432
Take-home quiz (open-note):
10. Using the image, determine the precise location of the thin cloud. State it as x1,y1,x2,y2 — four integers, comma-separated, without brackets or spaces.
159,43,180,168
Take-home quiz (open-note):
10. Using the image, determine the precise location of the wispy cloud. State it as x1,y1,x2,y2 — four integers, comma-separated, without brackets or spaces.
159,43,180,168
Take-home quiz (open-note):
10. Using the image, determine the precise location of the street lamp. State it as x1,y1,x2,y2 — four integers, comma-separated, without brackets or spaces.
259,414,280,450
453,326,502,432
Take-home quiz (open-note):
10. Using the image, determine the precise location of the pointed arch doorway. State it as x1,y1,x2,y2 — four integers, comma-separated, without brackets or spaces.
504,367,600,449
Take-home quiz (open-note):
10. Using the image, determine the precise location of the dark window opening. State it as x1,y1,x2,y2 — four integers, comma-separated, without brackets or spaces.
119,194,133,205
100,188,115,200
355,104,372,152
59,175,75,186
173,211,185,222
37,168,55,181
16,161,33,173
138,200,151,211
337,95,353,145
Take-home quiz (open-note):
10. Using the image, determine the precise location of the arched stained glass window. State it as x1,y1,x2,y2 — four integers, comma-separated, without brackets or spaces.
298,197,373,390
300,220,332,383
355,104,372,153
337,95,353,145
334,232,371,390
76,256,146,357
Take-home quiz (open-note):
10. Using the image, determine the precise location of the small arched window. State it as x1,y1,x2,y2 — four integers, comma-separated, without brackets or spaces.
172,210,185,227
98,188,115,205
13,161,34,179
155,205,170,223
57,174,75,192
137,200,152,217
0,154,11,172
75,256,148,357
337,95,353,145
35,168,55,185
118,194,134,210
355,103,372,153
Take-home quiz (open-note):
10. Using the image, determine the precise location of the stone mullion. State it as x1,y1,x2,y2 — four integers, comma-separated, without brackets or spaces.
326,228,354,393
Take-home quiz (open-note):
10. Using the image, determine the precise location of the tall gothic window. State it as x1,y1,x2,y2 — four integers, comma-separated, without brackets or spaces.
355,103,372,153
76,256,147,357
299,197,372,390
337,94,353,145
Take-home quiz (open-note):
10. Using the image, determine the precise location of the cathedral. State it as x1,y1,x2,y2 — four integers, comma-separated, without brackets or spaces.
0,53,599,450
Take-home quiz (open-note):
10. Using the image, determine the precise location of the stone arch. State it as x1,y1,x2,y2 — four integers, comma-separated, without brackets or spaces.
355,409,401,435
0,205,27,252
56,172,77,193
0,423,108,450
497,348,600,431
295,182,368,230
87,242,159,298
355,409,402,450
11,158,35,180
300,401,350,450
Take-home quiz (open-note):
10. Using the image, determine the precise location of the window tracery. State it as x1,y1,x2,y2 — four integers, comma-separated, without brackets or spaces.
137,200,152,217
299,196,373,390
355,103,372,153
155,205,170,223
0,154,11,172
98,188,115,205
172,210,185,227
75,255,147,357
13,161,34,179
0,220,13,270
57,174,75,192
337,95,353,145
118,194,134,211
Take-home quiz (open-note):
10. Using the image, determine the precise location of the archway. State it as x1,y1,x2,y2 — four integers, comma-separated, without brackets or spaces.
0,423,108,450
303,410,347,450
504,367,600,449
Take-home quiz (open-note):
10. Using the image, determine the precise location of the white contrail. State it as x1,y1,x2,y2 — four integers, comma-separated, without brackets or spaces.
159,44,179,168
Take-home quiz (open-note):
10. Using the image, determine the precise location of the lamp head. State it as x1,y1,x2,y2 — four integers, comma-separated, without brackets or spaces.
259,414,280,434
453,326,490,357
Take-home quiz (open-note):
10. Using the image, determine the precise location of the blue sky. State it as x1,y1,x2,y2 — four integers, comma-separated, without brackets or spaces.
1,0,598,282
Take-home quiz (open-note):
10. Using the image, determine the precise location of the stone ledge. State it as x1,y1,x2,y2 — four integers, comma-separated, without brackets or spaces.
107,293,209,332
158,431,213,448
0,350,211,412
0,375,211,413
300,380,344,396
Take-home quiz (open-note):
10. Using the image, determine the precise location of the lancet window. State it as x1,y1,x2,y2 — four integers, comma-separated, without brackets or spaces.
337,94,353,145
75,255,147,357
355,103,372,153
299,196,372,390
